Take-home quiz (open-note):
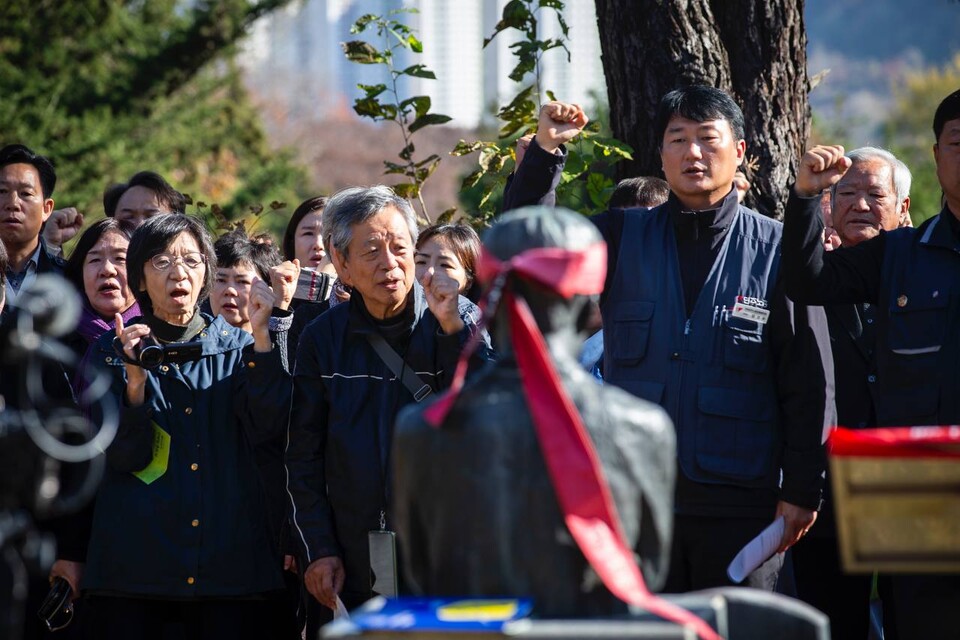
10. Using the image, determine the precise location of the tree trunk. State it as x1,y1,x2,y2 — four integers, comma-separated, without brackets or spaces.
594,0,809,218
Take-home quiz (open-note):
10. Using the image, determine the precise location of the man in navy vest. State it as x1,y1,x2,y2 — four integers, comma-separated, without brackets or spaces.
503,86,834,593
782,90,960,640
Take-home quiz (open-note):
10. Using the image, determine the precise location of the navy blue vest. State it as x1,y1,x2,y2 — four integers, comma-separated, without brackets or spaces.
603,205,783,488
874,210,960,425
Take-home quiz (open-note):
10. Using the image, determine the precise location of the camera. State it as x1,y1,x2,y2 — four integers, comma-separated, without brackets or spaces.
133,334,165,368
37,577,73,631
115,334,204,369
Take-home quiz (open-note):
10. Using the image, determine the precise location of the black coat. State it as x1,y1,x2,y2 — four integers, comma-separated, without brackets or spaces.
284,283,490,606
82,314,290,598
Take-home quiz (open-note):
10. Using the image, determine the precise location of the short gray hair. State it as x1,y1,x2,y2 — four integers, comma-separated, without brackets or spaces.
831,146,912,206
321,185,418,258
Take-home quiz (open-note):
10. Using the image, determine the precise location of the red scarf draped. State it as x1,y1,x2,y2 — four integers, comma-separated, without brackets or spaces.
424,242,720,640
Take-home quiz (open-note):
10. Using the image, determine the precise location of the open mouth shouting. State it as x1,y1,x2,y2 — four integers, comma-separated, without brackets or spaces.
96,280,123,298
168,285,192,307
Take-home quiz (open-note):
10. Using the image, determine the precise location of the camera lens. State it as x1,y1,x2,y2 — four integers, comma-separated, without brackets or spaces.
135,334,165,369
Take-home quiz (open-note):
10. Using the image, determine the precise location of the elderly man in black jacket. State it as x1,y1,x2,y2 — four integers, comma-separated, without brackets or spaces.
285,185,490,616
787,146,912,639
782,89,960,640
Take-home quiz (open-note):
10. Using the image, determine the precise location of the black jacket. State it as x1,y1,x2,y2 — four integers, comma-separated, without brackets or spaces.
783,191,960,426
284,283,490,605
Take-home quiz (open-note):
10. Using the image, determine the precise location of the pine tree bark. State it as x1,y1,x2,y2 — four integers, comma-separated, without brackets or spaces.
594,0,809,218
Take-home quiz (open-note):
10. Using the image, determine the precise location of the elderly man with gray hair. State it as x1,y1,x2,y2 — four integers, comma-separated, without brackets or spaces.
284,185,491,618
787,146,911,639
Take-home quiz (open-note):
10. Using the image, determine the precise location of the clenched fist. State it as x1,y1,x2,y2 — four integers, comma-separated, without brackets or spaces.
795,145,852,198
535,101,589,154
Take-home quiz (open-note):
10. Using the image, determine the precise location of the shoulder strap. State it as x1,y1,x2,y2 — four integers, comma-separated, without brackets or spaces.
366,332,432,402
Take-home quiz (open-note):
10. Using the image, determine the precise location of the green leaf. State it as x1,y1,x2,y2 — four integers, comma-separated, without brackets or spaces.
478,184,498,208
400,95,431,118
437,208,457,224
586,173,614,208
388,27,410,48
451,140,485,157
461,169,484,189
479,146,509,173
353,97,385,119
484,0,535,47
399,142,415,161
341,40,385,65
392,182,419,199
590,137,634,160
408,35,423,53
415,154,441,168
408,113,452,132
384,160,409,175
562,153,588,182
358,83,387,98
351,14,379,34
397,64,436,80
380,104,398,120
555,11,570,39
496,84,537,137
506,41,538,82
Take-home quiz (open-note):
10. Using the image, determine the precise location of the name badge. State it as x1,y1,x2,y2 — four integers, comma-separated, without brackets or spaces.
731,300,770,324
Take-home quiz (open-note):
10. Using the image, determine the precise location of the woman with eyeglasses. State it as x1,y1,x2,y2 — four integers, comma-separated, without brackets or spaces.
81,215,295,639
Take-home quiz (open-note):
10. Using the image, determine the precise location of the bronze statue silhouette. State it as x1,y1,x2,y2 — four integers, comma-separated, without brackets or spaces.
392,206,678,618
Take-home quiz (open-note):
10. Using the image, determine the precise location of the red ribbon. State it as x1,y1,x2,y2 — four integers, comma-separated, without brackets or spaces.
829,426,960,459
424,242,720,640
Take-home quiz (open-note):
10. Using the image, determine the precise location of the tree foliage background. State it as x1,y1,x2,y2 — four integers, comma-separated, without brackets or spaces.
882,53,960,226
0,0,304,238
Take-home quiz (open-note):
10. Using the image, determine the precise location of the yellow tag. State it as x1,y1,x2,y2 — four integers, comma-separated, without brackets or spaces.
436,600,519,622
133,422,171,485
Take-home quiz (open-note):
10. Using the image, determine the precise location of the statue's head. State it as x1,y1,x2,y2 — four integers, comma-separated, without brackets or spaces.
482,206,605,352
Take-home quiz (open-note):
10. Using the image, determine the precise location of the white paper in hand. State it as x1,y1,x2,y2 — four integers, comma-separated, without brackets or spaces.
333,595,350,620
726,516,785,584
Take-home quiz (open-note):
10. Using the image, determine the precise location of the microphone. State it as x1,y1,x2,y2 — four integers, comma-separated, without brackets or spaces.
1,274,81,361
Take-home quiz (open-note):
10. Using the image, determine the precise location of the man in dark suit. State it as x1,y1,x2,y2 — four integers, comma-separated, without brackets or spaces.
0,144,63,312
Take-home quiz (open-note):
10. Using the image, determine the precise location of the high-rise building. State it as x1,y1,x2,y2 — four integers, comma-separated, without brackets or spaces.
242,0,607,128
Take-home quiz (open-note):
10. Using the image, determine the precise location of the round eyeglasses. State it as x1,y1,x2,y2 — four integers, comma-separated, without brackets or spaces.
150,252,206,272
